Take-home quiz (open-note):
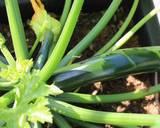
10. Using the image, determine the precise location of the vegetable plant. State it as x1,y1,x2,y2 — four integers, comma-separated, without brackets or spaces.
0,0,160,127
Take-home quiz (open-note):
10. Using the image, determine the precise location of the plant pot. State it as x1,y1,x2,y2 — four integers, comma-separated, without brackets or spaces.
136,0,160,46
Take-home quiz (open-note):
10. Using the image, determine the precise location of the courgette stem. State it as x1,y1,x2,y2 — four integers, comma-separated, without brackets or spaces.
53,112,72,128
109,7,160,52
0,45,15,66
49,0,72,54
0,33,15,66
59,0,122,67
66,117,103,128
0,90,15,108
29,28,44,57
4,0,29,60
0,81,17,91
120,126,139,128
56,84,160,104
49,99,160,127
39,0,84,81
95,0,139,55
60,0,72,28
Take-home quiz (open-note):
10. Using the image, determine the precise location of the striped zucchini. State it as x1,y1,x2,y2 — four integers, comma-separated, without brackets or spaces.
52,46,160,90
34,30,53,69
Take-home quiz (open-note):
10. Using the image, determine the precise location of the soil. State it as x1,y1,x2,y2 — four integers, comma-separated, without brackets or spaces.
0,6,159,128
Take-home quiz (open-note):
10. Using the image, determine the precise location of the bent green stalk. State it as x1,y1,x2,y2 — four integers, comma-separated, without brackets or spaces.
39,0,84,81
59,0,122,67
49,0,72,55
49,99,160,127
109,7,160,52
4,0,29,60
29,28,44,57
95,0,139,55
0,81,18,91
56,84,160,104
34,29,53,69
0,45,15,66
66,117,103,128
60,0,72,28
0,33,15,65
0,90,15,108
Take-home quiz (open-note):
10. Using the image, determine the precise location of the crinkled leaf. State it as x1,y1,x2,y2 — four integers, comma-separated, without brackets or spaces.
27,97,52,123
0,60,33,82
0,69,63,128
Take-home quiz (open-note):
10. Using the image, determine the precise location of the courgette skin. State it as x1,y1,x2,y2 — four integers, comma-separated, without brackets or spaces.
52,46,160,90
34,30,53,69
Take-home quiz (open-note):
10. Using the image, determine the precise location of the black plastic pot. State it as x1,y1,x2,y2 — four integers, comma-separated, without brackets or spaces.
136,0,160,46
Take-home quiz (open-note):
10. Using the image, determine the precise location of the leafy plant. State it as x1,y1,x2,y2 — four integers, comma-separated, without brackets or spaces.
0,0,160,127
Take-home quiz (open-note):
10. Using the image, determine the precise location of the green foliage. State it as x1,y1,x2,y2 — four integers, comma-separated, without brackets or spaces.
0,60,33,81
0,60,63,127
1,0,160,127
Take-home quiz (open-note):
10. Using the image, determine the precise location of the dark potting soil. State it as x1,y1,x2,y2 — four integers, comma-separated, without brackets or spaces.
0,8,159,128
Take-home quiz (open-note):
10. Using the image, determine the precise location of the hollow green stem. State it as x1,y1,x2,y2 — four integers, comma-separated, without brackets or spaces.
56,84,160,104
39,0,84,81
120,126,139,128
60,0,72,28
49,99,160,127
29,32,42,57
4,0,29,60
0,90,15,108
66,117,103,128
53,112,72,128
59,0,122,67
49,0,72,54
0,33,15,66
95,0,139,55
29,24,47,57
0,46,15,66
109,7,160,52
0,81,18,91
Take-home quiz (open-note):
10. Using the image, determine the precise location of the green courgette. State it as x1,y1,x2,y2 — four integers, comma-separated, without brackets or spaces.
52,46,160,90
